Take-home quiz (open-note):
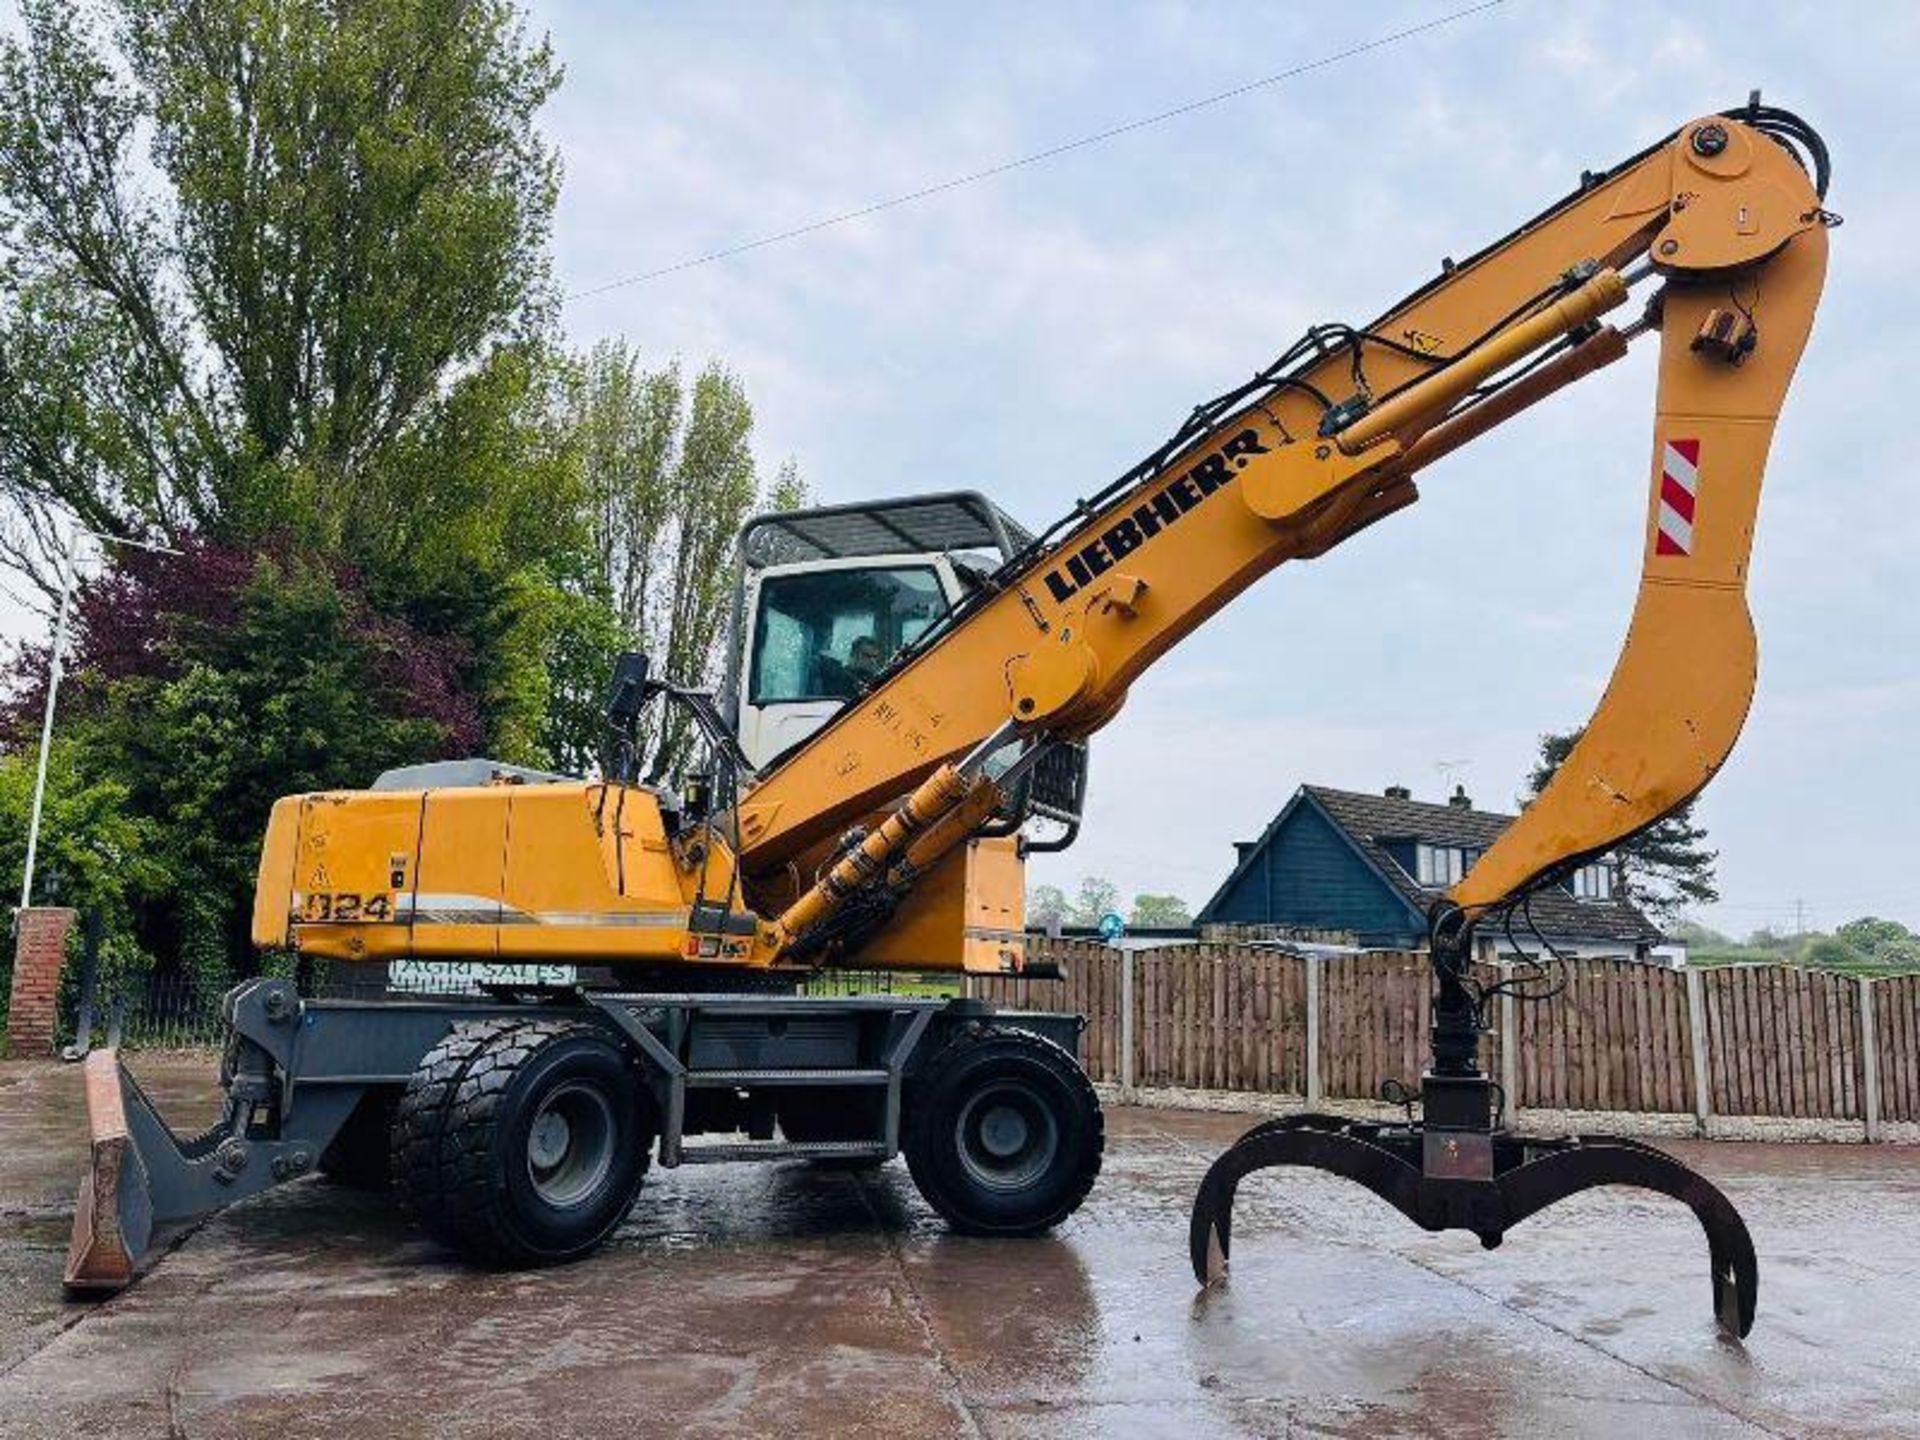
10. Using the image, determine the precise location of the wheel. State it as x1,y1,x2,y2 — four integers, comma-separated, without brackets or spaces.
317,1088,399,1190
904,1026,1103,1235
391,1018,653,1266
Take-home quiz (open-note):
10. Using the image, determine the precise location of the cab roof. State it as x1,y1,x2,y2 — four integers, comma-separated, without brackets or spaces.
739,490,1032,570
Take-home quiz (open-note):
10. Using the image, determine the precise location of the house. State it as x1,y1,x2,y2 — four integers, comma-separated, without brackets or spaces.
1197,783,1670,962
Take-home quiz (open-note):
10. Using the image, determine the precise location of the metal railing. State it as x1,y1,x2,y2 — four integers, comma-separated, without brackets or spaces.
62,959,955,1055
70,970,228,1053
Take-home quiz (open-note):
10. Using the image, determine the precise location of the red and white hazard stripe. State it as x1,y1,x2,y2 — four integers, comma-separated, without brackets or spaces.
1655,438,1700,557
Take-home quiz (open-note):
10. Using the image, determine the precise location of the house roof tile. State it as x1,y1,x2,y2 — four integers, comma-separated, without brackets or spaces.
1300,785,1665,946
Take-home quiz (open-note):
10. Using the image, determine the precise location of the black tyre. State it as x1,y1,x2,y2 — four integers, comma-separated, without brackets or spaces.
317,1088,400,1190
392,1018,653,1266
904,1026,1103,1235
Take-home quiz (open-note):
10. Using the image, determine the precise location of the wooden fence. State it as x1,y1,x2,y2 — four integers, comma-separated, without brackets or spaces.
969,941,1918,1137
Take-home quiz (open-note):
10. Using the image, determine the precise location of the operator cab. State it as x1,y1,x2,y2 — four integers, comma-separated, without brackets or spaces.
722,492,1031,769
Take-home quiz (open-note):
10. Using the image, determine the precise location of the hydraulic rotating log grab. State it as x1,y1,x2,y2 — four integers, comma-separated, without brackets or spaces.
1189,104,1833,1339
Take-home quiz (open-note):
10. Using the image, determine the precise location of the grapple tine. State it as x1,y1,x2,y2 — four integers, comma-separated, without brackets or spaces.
63,1050,154,1293
1202,1220,1229,1286
1493,1137,1759,1339
1189,1115,1345,1284
1188,1161,1235,1286
1188,1113,1427,1289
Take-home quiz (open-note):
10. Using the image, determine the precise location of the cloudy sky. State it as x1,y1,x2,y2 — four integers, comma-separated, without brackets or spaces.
530,0,1914,936
8,1,1914,937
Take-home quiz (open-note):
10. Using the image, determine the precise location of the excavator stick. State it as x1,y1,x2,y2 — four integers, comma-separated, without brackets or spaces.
1182,101,1829,1343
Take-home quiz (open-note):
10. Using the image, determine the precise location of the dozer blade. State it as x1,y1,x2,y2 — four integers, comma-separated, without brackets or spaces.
1189,1115,1759,1339
62,1049,280,1295
63,1051,154,1292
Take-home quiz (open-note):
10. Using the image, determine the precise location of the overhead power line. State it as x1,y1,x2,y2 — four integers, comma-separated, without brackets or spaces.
565,0,1508,301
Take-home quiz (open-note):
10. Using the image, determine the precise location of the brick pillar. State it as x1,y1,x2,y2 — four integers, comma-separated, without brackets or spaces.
7,907,76,1058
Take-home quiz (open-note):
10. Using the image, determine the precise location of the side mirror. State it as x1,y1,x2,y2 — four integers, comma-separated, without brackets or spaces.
606,651,652,725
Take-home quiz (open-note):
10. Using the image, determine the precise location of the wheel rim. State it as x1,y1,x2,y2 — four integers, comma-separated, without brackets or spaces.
955,1082,1059,1193
525,1080,617,1208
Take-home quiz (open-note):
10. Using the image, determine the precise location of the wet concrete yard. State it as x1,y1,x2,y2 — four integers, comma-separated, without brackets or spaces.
2,1055,1917,1438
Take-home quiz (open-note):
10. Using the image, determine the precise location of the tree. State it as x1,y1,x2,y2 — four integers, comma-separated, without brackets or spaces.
1524,728,1718,926
534,574,626,777
1670,919,1732,948
1068,876,1121,927
3,539,480,988
1026,884,1069,931
0,0,591,768
563,341,804,775
0,739,171,1028
1800,934,1868,969
0,0,563,585
1836,917,1920,967
1129,893,1192,927
0,0,803,988
0,739,168,931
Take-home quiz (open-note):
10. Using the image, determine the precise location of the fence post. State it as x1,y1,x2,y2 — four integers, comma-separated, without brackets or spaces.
1499,967,1519,1120
1119,948,1137,1101
1685,966,1712,1137
1305,953,1323,1105
1859,976,1882,1143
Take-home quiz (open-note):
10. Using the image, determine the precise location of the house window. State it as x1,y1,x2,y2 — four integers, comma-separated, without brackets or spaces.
1415,844,1471,888
1572,862,1614,901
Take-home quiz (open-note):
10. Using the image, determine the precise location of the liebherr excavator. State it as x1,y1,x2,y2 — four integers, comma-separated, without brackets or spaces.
67,101,1833,1338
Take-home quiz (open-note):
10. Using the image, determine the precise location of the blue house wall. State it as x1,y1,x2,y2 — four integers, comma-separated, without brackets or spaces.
1204,798,1420,942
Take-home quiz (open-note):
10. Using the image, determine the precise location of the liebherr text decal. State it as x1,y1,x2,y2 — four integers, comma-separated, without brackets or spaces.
1041,428,1270,603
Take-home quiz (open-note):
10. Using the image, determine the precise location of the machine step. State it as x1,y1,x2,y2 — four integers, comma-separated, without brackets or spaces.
675,1140,890,1164
685,1068,892,1088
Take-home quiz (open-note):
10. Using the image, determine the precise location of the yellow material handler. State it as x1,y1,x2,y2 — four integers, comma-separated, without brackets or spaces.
68,102,1834,1339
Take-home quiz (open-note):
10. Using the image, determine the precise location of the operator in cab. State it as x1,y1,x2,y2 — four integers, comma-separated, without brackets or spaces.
821,634,885,697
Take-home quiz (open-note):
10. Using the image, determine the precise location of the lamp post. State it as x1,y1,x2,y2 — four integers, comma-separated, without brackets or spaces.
17,525,182,911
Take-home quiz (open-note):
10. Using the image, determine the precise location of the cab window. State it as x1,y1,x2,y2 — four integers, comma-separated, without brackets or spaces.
749,566,946,705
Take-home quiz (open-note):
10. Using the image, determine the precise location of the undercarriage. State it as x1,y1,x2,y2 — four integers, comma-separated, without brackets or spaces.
65,978,1103,1290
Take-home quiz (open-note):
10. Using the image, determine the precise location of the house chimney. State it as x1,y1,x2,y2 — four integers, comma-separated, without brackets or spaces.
1383,784,1412,801
1233,841,1256,863
1448,784,1472,810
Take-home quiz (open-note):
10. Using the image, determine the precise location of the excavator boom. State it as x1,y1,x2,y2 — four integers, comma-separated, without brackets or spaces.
737,105,1831,954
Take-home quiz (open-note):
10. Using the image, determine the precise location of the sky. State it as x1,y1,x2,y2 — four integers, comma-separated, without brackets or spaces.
7,0,1916,938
